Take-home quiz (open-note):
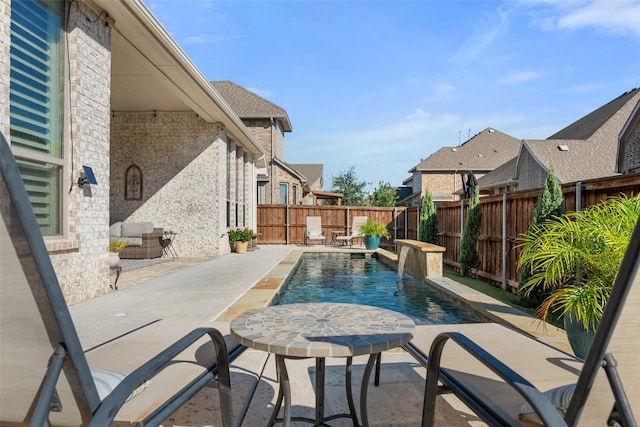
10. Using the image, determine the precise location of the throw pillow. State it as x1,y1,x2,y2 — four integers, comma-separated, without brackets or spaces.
519,383,575,424
91,369,151,403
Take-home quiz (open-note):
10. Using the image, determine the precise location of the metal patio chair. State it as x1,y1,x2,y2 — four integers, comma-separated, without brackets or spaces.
406,217,640,425
0,134,241,426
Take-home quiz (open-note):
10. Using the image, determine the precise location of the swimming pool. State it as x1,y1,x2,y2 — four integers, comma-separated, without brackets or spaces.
271,252,484,325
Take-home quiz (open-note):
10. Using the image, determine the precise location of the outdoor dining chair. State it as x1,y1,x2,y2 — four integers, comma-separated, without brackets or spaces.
406,216,640,425
0,134,240,426
335,216,367,247
304,216,326,246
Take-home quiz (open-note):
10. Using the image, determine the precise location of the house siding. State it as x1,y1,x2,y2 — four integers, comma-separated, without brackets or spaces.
2,0,113,304
110,113,237,258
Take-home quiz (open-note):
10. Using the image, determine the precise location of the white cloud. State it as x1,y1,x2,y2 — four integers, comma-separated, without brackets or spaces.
523,0,640,38
453,7,511,62
433,83,456,93
500,70,544,84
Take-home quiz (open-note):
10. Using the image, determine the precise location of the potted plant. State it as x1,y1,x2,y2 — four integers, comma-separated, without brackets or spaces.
358,218,390,250
517,194,640,359
108,238,129,269
228,227,254,254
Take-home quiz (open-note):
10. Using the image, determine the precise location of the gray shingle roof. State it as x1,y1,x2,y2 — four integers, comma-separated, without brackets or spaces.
411,128,521,172
522,88,640,183
290,164,323,190
548,87,640,140
476,156,518,188
211,81,292,132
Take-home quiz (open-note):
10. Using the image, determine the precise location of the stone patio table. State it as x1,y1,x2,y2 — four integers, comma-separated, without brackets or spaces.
230,302,415,427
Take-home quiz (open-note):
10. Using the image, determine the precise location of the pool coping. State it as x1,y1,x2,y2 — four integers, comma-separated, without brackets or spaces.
214,248,572,353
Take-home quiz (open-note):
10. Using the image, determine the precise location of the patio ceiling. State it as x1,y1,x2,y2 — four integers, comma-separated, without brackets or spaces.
90,0,266,160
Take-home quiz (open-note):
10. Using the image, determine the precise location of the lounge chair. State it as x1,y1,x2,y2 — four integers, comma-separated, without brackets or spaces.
406,218,640,426
0,134,242,426
304,216,326,246
335,216,367,247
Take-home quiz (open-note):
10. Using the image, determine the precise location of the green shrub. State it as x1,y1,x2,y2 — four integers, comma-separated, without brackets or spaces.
459,188,481,277
228,227,254,243
419,190,439,245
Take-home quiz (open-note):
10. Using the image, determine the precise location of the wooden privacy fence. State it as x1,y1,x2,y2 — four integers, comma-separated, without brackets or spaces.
257,173,640,293
256,205,420,249
437,174,640,292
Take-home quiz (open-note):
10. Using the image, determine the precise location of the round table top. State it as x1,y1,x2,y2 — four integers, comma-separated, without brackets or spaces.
230,302,416,358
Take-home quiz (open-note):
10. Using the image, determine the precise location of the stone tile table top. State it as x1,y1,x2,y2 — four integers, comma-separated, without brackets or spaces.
230,302,416,358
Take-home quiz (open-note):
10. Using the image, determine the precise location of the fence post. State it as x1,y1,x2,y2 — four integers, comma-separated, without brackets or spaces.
502,193,507,290
460,199,465,236
415,206,419,240
392,208,398,252
576,181,583,212
285,204,289,244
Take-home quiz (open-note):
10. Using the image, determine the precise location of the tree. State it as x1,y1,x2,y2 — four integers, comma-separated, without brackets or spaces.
459,188,481,277
517,164,565,308
367,181,397,207
419,190,439,244
331,165,369,206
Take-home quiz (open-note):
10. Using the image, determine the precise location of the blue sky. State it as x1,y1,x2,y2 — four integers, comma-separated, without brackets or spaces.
148,0,640,192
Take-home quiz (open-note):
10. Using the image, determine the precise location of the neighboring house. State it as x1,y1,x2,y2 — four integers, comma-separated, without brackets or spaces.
616,98,640,174
211,81,314,205
399,128,521,206
477,87,640,194
3,0,265,303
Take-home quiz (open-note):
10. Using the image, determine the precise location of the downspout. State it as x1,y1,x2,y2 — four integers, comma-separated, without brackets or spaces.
270,118,275,203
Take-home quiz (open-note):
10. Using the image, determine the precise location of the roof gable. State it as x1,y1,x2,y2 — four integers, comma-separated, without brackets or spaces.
413,128,521,172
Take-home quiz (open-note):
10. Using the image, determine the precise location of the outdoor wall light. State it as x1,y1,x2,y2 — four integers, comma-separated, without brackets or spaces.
77,165,97,188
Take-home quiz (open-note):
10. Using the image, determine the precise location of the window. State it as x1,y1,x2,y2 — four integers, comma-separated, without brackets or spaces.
292,185,297,205
10,0,65,235
279,183,288,204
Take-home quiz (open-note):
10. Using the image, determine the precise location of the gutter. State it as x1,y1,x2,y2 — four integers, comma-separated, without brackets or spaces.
101,0,266,159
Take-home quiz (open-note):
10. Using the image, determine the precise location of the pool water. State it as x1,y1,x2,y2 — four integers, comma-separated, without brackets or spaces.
271,253,484,326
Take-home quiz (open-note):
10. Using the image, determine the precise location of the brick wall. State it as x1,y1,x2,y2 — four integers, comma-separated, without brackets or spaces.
110,113,233,257
1,1,113,304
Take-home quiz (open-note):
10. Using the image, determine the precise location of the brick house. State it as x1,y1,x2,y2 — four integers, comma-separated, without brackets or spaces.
2,0,265,303
400,128,521,206
478,87,640,194
212,81,323,205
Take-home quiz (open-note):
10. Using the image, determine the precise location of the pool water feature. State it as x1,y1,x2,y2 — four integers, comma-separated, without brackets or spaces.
271,253,484,325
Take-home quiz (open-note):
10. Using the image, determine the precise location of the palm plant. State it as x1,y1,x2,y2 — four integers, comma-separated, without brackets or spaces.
518,194,640,333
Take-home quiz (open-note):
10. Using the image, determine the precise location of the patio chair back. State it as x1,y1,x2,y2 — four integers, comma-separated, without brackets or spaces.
0,134,234,426
1,135,96,425
306,216,323,235
350,216,368,237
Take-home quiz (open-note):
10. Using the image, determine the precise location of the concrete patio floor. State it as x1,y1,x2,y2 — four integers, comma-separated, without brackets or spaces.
70,244,571,426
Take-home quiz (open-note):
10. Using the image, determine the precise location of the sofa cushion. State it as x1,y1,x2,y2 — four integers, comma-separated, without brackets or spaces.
119,237,142,247
109,222,122,238
121,222,154,237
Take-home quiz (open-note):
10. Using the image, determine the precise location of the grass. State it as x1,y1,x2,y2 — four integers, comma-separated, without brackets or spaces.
444,267,563,329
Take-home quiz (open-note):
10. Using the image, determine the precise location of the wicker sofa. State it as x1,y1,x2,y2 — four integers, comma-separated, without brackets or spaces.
109,221,164,259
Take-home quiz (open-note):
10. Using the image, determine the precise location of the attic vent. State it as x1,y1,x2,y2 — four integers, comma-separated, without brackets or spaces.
488,129,495,132
451,148,457,152
558,145,569,151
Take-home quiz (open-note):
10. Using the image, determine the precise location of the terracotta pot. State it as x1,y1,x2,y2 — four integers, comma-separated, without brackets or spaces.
235,241,249,254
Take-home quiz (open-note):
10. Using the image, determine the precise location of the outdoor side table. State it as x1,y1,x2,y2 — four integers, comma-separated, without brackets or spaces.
161,232,178,258
230,302,415,427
